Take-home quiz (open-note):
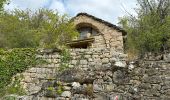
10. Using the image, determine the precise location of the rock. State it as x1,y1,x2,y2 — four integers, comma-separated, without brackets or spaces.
93,84,103,92
128,87,138,94
93,93,108,100
64,86,71,91
28,85,41,94
72,94,89,100
152,84,161,91
80,99,89,100
106,71,113,77
103,76,112,82
144,89,160,96
72,82,81,89
2,95,18,100
58,68,85,82
164,53,170,62
29,68,37,73
105,84,115,92
146,68,159,76
139,83,151,89
102,58,109,64
85,55,91,58
18,96,33,100
71,60,77,65
113,70,128,84
88,58,93,62
128,63,135,70
80,60,88,65
114,61,126,68
61,91,71,98
143,76,162,83
164,89,170,95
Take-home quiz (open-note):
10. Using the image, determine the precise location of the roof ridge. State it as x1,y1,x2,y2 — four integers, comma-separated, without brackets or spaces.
75,12,127,35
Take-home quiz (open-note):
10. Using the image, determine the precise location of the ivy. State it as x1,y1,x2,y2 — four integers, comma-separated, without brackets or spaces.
59,49,71,72
0,48,42,96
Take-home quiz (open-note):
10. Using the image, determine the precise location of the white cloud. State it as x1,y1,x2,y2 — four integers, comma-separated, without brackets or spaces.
5,0,48,11
4,0,137,24
65,0,137,24
48,0,66,14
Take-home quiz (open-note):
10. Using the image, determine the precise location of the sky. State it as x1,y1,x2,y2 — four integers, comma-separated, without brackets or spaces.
4,0,137,24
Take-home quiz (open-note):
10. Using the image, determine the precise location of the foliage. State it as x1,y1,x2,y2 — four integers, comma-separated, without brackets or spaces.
0,48,42,96
0,75,26,97
59,49,71,71
118,0,170,56
0,0,8,11
46,81,64,96
85,84,93,96
0,9,78,48
56,82,64,95
47,87,55,91
1,95,17,100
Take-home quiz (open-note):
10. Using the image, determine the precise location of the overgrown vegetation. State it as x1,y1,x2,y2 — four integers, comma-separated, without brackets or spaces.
0,9,78,48
45,81,64,97
0,1,77,96
59,49,72,71
0,75,26,97
0,48,42,96
0,0,8,11
119,0,170,57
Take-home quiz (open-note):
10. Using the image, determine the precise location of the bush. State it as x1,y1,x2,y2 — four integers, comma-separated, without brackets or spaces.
0,48,42,96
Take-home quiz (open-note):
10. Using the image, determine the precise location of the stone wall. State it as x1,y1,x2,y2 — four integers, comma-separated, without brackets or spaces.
19,48,126,95
74,15,124,52
7,49,170,100
92,35,106,48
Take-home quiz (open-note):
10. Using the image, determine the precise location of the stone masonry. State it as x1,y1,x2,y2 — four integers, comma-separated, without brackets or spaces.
73,13,126,52
2,13,170,100
7,48,170,100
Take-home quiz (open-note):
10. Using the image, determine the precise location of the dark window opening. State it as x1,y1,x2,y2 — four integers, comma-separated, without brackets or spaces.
77,26,98,39
69,42,91,48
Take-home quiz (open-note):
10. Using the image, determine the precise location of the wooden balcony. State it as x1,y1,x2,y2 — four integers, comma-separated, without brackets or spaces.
66,37,95,48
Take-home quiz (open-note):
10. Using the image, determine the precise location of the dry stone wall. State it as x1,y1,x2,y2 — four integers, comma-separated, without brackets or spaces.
8,49,170,100
20,48,126,94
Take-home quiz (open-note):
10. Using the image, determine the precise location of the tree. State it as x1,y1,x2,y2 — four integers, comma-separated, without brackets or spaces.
0,0,8,11
119,0,170,55
0,9,78,48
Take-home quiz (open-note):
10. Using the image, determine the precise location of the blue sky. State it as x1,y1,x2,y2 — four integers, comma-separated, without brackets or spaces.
4,0,137,24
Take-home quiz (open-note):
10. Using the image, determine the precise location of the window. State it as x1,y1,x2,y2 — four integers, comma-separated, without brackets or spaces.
78,27,98,39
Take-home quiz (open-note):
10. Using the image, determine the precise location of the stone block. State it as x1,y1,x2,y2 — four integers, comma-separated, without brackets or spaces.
88,58,93,62
143,76,162,84
52,59,59,63
93,84,103,92
61,91,71,98
105,84,115,92
102,58,109,64
29,68,37,73
84,55,91,58
51,54,60,58
80,60,88,65
63,86,71,91
114,61,126,68
71,60,77,65
69,65,74,68
24,76,32,83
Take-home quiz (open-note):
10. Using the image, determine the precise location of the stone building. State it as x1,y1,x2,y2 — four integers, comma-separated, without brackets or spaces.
4,13,170,100
66,13,126,52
